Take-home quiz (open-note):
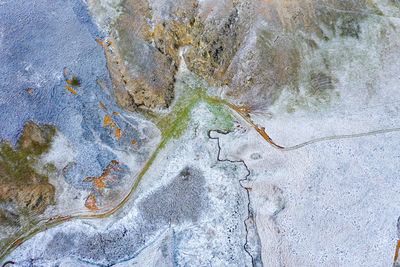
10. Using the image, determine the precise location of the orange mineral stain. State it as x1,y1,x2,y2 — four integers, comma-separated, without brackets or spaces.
83,177,93,183
254,125,284,149
65,86,77,95
132,139,137,146
226,102,285,149
116,128,122,140
100,101,107,111
27,89,32,94
83,160,123,210
104,115,112,127
394,240,400,265
113,111,119,115
92,177,107,191
95,39,104,46
85,192,99,211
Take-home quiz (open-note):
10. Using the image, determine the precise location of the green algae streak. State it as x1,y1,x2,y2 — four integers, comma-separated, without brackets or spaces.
0,79,234,263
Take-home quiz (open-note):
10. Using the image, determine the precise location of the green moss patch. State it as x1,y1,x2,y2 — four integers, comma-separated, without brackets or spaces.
0,122,56,218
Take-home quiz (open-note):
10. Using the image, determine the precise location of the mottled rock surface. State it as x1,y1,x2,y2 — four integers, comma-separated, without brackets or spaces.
0,121,56,250
0,121,56,213
1,0,400,266
90,0,386,110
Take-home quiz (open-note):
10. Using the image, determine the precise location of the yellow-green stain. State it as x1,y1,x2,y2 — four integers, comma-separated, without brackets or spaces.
0,83,235,263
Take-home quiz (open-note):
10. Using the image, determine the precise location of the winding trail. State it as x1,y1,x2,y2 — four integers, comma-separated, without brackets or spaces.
0,91,199,262
1,93,400,264
224,101,400,151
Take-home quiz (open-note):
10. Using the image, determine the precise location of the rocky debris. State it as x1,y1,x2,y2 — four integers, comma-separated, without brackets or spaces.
220,0,379,108
90,0,382,111
92,0,247,109
0,184,55,214
0,121,56,221
4,104,252,266
17,121,56,156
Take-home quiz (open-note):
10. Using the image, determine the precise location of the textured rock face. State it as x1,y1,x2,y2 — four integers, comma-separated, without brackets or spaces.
91,0,246,108
0,0,163,255
17,121,56,156
0,121,56,228
2,0,400,266
0,184,55,215
90,0,382,110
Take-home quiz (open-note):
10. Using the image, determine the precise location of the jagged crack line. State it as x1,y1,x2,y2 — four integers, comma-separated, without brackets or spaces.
207,129,259,267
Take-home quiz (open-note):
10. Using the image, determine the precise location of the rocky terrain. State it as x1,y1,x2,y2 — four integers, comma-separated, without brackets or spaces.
1,0,400,266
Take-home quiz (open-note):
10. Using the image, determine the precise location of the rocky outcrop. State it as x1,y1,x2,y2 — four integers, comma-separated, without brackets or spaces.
0,121,56,220
90,0,381,111
0,184,55,214
17,121,56,156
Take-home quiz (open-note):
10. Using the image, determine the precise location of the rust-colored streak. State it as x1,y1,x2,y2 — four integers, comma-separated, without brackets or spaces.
83,177,94,183
66,80,72,85
92,177,107,191
393,240,400,266
100,102,107,111
65,86,77,95
2,260,15,267
116,128,122,140
226,102,284,149
95,39,104,46
85,192,99,211
83,161,123,211
11,239,22,249
104,115,112,127
102,107,124,141
254,125,284,149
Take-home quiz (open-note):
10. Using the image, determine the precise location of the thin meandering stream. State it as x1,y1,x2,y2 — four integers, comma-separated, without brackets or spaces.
1,93,400,264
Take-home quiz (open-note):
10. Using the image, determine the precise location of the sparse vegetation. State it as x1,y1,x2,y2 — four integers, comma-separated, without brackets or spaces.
68,74,81,87
0,122,56,236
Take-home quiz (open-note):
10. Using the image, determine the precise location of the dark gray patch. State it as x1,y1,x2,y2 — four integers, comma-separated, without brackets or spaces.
337,14,363,39
40,166,207,265
250,153,262,160
45,232,77,257
139,166,207,224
